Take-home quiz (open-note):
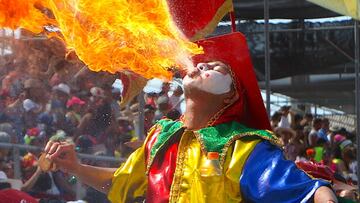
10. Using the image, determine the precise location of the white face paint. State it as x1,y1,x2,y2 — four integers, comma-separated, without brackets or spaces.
183,63,233,95
197,70,232,95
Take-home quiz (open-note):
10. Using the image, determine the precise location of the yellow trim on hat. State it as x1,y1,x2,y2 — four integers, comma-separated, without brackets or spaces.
190,0,233,41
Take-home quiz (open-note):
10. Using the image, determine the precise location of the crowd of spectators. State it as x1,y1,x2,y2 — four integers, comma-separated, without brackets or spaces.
271,105,358,201
0,36,183,202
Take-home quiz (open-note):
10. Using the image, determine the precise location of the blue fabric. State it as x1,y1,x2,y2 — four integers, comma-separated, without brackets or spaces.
318,129,329,142
240,141,330,203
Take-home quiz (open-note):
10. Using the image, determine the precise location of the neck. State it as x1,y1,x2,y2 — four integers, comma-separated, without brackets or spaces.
183,97,223,130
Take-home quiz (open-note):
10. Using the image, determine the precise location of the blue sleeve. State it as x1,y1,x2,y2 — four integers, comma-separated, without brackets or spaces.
240,141,330,203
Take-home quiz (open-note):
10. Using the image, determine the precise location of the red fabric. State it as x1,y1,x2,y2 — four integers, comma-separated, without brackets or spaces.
193,32,271,130
145,128,180,203
167,0,231,39
295,161,334,181
0,189,38,203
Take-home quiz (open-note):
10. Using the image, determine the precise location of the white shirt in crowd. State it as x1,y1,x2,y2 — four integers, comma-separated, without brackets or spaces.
278,115,291,129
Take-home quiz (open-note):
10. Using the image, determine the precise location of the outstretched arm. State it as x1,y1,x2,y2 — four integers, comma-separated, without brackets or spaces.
71,164,117,193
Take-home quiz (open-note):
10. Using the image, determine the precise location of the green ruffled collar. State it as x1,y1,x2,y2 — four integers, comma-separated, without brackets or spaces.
149,119,279,158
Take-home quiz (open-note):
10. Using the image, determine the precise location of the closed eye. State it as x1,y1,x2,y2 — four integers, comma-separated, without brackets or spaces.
207,61,230,75
213,65,229,75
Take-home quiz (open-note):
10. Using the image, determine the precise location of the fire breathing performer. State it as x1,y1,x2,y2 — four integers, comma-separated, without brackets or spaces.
44,32,337,202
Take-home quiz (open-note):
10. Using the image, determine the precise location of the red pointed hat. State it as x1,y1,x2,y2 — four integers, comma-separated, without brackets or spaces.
192,32,271,130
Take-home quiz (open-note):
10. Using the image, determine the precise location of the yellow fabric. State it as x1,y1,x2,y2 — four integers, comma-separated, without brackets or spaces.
107,127,158,203
119,72,148,108
107,146,147,203
169,131,260,203
308,0,359,20
108,128,260,203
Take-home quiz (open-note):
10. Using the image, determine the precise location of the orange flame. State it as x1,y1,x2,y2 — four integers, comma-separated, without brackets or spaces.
0,0,55,33
0,0,202,80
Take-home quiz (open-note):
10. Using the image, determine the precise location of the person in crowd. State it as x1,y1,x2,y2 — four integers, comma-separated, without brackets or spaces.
1,70,24,99
23,78,49,108
300,113,314,128
145,92,158,108
5,78,47,138
328,126,340,147
275,127,293,145
318,118,330,142
342,147,357,184
0,123,17,143
285,126,307,161
144,104,156,133
0,92,8,121
75,135,95,155
308,118,322,147
21,156,75,201
154,95,171,121
165,109,181,121
65,96,86,133
49,60,73,86
330,135,356,178
291,113,303,129
270,111,282,130
110,87,122,120
169,85,183,114
114,134,134,159
51,83,71,110
0,132,11,161
313,138,328,163
0,132,15,181
23,99,42,129
159,82,170,98
77,87,113,143
278,105,292,129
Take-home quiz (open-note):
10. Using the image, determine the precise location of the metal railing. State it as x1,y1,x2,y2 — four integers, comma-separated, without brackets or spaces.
0,142,126,179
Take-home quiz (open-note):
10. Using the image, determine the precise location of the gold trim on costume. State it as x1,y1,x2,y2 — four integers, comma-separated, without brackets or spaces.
206,62,239,127
169,131,191,202
193,131,208,155
145,124,162,174
220,132,282,165
190,0,233,41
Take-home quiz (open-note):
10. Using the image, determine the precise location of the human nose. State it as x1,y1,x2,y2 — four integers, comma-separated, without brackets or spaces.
196,63,209,71
187,67,200,78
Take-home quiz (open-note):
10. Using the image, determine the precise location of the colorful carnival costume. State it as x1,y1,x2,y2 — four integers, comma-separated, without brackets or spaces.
108,33,330,203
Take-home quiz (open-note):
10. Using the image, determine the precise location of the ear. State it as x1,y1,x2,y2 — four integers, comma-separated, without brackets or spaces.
223,89,239,105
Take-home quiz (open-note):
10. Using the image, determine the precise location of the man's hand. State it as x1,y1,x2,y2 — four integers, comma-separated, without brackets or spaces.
44,141,80,175
44,140,117,194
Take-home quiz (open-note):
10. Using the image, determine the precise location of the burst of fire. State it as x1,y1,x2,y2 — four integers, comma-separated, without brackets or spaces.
0,0,202,80
0,0,55,33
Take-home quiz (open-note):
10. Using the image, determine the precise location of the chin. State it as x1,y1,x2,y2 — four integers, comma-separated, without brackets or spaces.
183,75,201,85
183,76,198,90
183,83,209,99
183,82,199,97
